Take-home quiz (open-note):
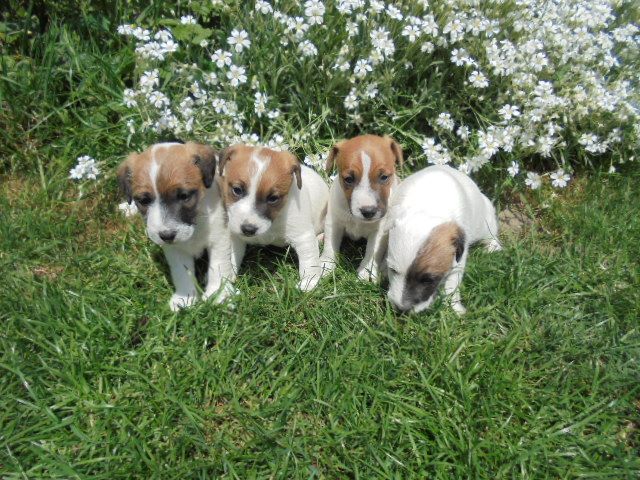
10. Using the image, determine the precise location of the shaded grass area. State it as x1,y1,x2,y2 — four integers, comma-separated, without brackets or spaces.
1,170,638,479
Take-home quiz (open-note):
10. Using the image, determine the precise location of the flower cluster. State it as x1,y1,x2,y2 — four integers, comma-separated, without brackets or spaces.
113,0,640,191
69,155,100,181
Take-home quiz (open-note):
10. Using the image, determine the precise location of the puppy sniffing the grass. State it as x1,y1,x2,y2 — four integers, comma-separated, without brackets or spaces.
320,135,402,281
384,165,501,315
219,145,329,291
117,142,235,311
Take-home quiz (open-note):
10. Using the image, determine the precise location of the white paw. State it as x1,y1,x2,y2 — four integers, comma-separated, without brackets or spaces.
485,239,502,252
320,260,336,278
203,281,239,304
298,273,320,292
451,302,467,316
357,265,378,282
169,293,198,312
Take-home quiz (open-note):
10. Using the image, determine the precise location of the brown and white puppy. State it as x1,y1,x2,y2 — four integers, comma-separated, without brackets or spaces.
117,142,235,311
320,134,402,281
384,165,501,315
219,145,329,291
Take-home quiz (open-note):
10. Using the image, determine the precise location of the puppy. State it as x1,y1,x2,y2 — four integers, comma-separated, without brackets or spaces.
320,134,402,281
117,142,235,311
218,145,329,291
384,165,501,315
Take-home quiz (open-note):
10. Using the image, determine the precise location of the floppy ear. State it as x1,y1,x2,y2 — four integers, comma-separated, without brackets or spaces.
217,145,237,177
283,152,302,189
387,136,403,167
453,227,466,263
189,143,218,188
325,144,340,173
116,154,135,203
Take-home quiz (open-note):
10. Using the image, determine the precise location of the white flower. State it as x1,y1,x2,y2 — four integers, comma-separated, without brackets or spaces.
469,70,489,88
364,83,378,99
147,91,170,109
267,109,280,119
226,65,247,87
119,201,138,217
344,88,359,110
211,49,232,68
123,89,137,108
385,4,403,21
304,0,325,25
525,171,542,190
402,25,421,42
254,92,268,117
255,0,273,14
507,161,520,177
298,40,318,57
456,125,470,141
346,21,359,37
227,29,251,53
436,112,455,131
286,17,309,39
550,169,570,188
608,165,616,174
353,59,372,78
203,72,218,86
498,104,521,121
180,15,196,25
69,155,100,181
139,69,159,91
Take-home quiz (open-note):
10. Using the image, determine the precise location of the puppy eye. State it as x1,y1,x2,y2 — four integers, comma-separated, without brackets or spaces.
135,195,153,206
419,273,435,284
343,175,355,185
177,190,196,202
266,194,280,204
389,267,398,275
379,174,390,183
231,185,245,197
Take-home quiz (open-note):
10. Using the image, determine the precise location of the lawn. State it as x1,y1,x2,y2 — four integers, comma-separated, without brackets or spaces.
1,1,639,478
1,168,639,478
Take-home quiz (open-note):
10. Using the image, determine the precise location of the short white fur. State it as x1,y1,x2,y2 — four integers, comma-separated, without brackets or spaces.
384,165,501,314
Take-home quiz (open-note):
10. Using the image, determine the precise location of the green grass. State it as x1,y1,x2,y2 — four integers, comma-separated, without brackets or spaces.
1,10,639,479
1,169,639,478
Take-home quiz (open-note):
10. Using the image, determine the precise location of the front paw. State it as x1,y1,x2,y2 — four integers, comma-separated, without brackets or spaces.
320,260,337,278
203,282,239,304
298,273,320,292
451,302,467,316
169,293,198,312
357,264,378,282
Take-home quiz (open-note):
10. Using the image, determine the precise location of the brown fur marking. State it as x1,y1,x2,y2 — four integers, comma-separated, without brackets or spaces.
412,222,465,277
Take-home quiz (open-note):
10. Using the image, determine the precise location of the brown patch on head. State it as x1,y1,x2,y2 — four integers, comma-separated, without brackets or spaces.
117,142,217,216
327,134,402,208
402,222,466,307
219,145,301,221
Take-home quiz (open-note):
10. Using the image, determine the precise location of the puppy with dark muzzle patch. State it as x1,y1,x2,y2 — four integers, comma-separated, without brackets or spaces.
117,142,235,311
320,134,402,281
384,165,501,315
218,145,329,291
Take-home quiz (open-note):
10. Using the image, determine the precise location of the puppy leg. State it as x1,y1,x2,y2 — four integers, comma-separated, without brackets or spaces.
357,228,386,282
230,236,247,275
293,231,322,291
483,197,502,252
164,247,198,311
203,231,237,304
443,250,469,315
319,213,344,276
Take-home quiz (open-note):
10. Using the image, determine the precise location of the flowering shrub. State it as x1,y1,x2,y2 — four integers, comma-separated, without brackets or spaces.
114,0,639,189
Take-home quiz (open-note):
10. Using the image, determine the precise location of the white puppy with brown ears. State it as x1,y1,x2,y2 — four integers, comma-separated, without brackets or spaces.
320,134,403,281
218,145,329,291
117,142,235,311
384,165,501,315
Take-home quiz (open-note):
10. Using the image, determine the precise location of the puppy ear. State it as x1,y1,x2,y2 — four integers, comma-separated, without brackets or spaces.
116,154,135,203
453,227,466,263
218,145,237,177
325,144,340,173
282,151,302,189
189,143,218,188
386,136,403,167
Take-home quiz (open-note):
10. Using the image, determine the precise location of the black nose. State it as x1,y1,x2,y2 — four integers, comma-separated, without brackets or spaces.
241,223,258,236
159,230,177,243
360,206,377,219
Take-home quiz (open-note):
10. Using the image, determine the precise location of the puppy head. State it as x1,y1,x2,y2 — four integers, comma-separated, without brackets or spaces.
386,220,465,313
116,142,217,246
218,145,301,238
326,134,402,222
